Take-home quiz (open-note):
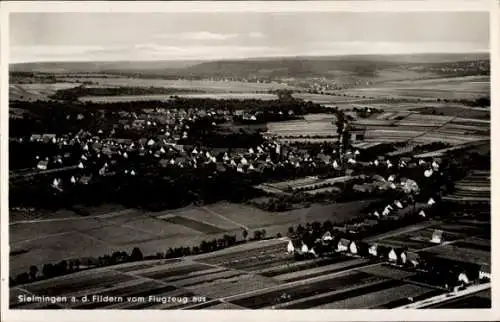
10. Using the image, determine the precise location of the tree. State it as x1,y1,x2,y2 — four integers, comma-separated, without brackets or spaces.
74,259,81,271
242,229,249,241
261,229,267,239
42,263,54,278
29,265,38,281
253,230,262,240
15,272,30,285
130,247,144,261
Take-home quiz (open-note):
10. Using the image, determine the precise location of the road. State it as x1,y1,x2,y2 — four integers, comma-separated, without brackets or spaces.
9,209,134,225
10,165,79,179
397,283,491,309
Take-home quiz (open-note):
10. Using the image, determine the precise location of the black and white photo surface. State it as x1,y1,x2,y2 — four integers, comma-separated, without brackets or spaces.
1,1,495,318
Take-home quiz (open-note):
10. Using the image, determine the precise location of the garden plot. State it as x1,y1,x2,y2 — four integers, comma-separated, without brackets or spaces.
310,283,439,309
165,206,243,231
355,264,416,280
23,269,135,297
273,258,371,283
229,271,385,309
185,274,279,299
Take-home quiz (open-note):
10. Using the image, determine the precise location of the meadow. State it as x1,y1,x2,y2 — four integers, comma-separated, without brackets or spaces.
342,76,489,101
9,200,372,276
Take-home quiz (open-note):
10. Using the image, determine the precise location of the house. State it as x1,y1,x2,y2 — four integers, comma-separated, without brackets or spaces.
287,238,308,255
37,160,48,171
430,229,444,244
321,231,334,243
457,271,470,285
388,248,398,263
42,134,56,144
388,248,407,264
368,244,378,257
349,241,358,255
406,252,421,268
479,264,491,280
80,175,92,185
337,238,350,252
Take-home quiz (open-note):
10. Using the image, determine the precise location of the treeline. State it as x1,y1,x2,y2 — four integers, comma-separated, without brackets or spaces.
50,85,204,101
10,230,276,287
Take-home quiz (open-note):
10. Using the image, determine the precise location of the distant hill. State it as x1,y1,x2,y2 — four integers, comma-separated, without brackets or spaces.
9,60,203,73
10,52,489,79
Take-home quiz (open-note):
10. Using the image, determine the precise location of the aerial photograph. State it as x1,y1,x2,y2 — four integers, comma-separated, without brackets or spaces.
7,8,491,310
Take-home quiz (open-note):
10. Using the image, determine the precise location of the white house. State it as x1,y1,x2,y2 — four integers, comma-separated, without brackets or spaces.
388,249,398,263
286,239,301,254
431,230,443,244
321,231,334,242
369,244,378,257
394,200,404,209
479,265,491,280
337,238,350,252
428,198,436,205
458,272,470,285
349,241,358,255
37,160,48,171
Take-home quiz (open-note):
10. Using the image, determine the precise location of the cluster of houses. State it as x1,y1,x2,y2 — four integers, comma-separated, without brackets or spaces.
286,229,489,290
26,122,446,198
21,102,450,203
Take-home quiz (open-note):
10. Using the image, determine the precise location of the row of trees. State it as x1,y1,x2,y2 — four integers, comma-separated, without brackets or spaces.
50,85,203,102
10,229,279,287
10,247,144,287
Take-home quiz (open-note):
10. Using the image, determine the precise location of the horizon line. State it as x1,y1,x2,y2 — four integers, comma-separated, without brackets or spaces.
9,51,490,66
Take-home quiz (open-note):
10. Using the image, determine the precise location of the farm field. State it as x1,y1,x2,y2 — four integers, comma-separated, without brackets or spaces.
276,137,338,144
409,106,490,120
426,289,491,309
293,93,365,104
382,76,489,89
354,108,489,146
266,119,337,138
342,76,489,100
10,235,484,310
256,176,355,195
443,170,490,203
79,93,278,102
64,77,295,92
9,200,373,275
310,283,441,309
9,83,80,101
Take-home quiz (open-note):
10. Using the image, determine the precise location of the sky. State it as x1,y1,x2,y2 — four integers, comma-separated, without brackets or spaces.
10,12,490,63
